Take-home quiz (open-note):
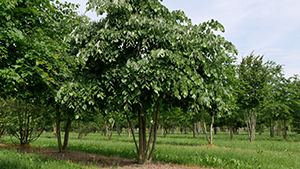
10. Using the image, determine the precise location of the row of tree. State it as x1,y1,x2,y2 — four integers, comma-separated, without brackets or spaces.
1,0,300,164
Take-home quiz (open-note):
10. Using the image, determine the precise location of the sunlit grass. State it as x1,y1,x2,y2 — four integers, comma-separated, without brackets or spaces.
2,130,300,168
0,148,84,169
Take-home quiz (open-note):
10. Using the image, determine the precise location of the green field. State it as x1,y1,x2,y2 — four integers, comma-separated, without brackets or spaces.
1,130,300,169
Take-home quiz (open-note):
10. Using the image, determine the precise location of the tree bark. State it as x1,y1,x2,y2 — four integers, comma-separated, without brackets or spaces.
270,121,275,138
158,124,162,135
202,111,211,145
78,121,82,139
62,115,72,152
137,110,147,164
276,121,281,136
244,109,256,142
210,115,214,145
283,118,287,140
148,98,160,163
193,123,196,138
55,103,62,152
108,120,115,140
127,123,131,138
171,124,175,135
116,125,121,135
229,120,233,140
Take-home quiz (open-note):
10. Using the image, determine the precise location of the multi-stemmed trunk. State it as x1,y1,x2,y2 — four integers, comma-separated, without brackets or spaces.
108,120,115,140
244,109,256,142
55,103,73,153
283,118,287,140
126,98,160,164
202,111,214,146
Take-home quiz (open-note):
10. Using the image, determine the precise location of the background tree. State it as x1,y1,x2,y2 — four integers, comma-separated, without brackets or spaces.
6,100,51,146
236,53,277,142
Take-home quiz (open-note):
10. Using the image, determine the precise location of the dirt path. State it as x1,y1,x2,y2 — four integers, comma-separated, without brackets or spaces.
0,143,206,169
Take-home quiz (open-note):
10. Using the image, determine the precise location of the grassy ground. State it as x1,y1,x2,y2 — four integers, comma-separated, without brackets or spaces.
0,148,85,169
1,130,300,168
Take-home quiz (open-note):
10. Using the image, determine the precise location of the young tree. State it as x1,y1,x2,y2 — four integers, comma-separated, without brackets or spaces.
236,53,277,142
6,100,51,146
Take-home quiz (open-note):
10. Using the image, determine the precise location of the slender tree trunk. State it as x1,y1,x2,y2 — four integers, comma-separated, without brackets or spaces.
214,126,217,135
209,115,214,145
171,124,175,135
148,98,160,163
258,125,262,135
158,124,162,135
55,103,62,152
276,121,281,136
229,120,233,140
108,120,115,140
78,121,82,139
137,110,147,164
283,118,287,140
196,122,200,135
193,123,196,138
116,125,121,135
270,122,275,137
62,115,72,152
202,111,211,145
103,122,107,136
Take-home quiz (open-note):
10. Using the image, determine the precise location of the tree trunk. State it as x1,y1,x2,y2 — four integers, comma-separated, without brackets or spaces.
137,110,147,164
244,109,256,142
270,121,275,138
193,123,196,138
196,122,200,135
158,124,162,135
202,111,211,145
148,98,160,163
171,124,175,134
103,122,107,136
213,126,217,134
53,124,57,138
276,121,281,136
229,120,233,140
62,115,72,152
108,120,115,140
116,125,121,135
78,121,82,139
55,103,62,152
209,115,214,145
126,98,161,164
283,118,287,140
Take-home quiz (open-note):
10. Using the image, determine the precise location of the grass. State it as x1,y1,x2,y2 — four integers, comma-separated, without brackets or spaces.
0,148,85,169
1,130,300,168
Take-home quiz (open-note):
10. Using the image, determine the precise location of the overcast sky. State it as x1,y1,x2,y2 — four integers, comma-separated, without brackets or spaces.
62,0,300,78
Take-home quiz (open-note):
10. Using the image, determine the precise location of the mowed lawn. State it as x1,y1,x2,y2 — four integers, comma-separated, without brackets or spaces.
1,130,300,169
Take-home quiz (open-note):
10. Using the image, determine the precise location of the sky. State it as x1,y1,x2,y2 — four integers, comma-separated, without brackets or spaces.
61,0,300,78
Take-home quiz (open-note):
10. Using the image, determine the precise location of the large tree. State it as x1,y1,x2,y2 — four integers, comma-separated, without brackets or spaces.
77,0,237,164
